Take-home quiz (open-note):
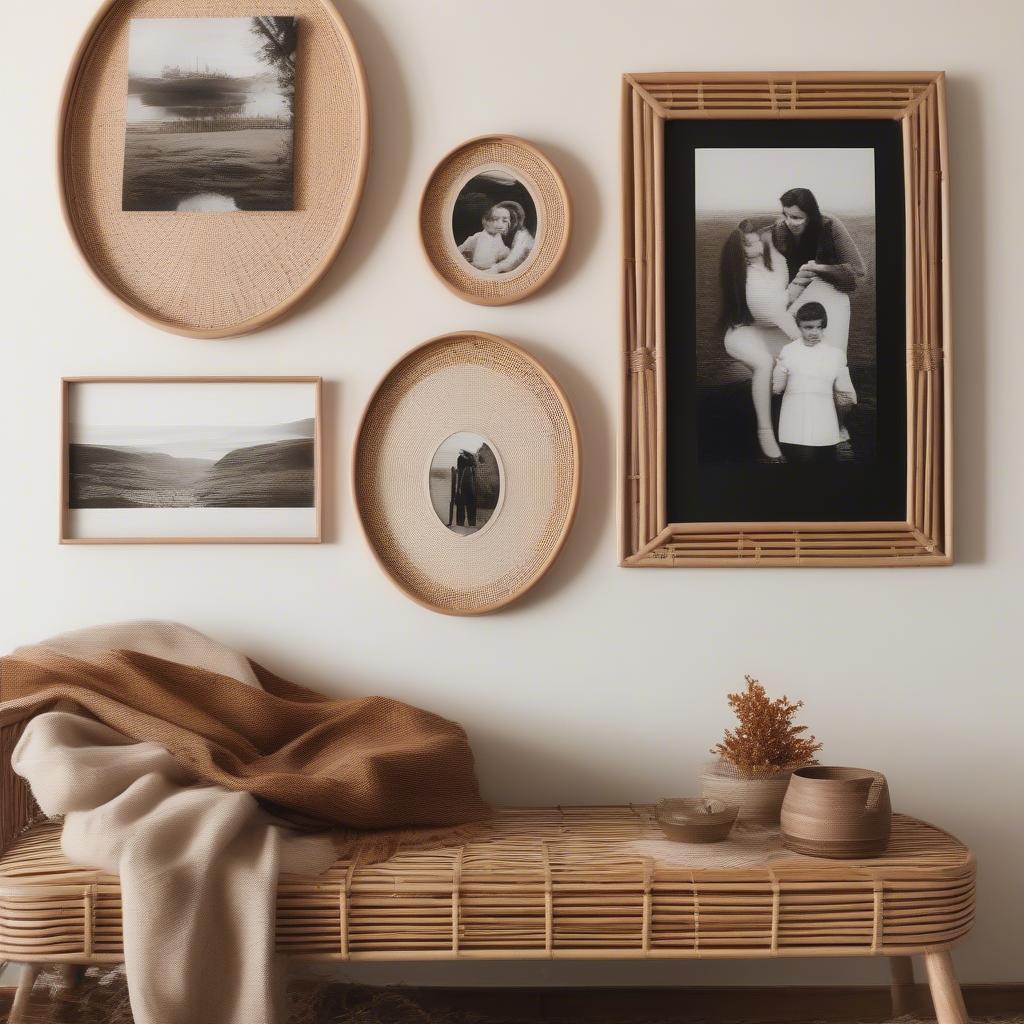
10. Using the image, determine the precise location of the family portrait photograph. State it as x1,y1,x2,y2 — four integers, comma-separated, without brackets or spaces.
428,432,501,537
694,146,877,467
450,168,539,278
663,119,907,525
63,379,320,541
122,16,297,212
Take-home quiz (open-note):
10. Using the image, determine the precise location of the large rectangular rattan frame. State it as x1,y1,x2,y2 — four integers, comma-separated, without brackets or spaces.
620,72,951,567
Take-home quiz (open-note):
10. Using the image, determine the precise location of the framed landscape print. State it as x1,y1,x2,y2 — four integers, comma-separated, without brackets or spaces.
620,72,951,566
61,377,321,543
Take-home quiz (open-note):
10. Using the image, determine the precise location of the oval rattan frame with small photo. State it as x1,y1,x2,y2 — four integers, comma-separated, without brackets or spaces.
58,0,370,339
419,136,571,306
352,331,580,615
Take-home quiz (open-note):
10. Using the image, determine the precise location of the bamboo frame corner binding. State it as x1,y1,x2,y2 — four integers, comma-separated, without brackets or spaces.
59,376,324,545
620,72,952,567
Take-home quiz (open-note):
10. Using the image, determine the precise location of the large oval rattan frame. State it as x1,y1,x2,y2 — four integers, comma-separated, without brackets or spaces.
419,136,571,306
57,0,370,339
352,331,581,616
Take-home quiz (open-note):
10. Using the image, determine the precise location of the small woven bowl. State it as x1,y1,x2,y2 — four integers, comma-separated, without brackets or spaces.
656,798,739,843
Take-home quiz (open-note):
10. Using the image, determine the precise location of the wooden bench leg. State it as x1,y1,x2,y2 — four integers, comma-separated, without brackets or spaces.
56,963,85,991
8,962,40,1024
924,948,969,1024
890,954,918,1017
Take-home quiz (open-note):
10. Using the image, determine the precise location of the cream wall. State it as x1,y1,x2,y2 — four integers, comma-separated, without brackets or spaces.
2,0,1022,990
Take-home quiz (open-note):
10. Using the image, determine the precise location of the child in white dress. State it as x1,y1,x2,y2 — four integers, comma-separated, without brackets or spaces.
772,302,857,463
458,205,511,271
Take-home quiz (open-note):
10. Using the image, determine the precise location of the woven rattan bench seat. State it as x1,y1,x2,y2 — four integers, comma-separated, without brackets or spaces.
0,806,974,964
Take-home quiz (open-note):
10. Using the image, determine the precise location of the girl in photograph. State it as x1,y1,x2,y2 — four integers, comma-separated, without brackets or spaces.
488,200,536,274
772,302,857,463
770,187,867,358
459,205,512,271
719,218,805,461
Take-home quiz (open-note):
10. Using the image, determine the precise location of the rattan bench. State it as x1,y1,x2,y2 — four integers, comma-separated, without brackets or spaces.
0,791,975,1022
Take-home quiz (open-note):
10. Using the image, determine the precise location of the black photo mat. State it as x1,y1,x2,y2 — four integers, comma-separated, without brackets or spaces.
664,119,906,524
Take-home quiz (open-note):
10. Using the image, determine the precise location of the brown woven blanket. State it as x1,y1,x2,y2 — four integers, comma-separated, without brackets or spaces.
0,621,490,858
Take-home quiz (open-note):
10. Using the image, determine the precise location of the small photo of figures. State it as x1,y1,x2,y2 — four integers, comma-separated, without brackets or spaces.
450,168,539,278
693,147,877,467
428,432,501,537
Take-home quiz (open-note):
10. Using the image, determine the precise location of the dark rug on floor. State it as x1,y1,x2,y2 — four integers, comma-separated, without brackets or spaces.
8,967,1021,1024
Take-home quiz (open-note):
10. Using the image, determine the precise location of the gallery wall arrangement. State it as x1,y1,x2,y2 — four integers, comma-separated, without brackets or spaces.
620,72,951,568
8,0,1016,1015
11,0,1024,1015
54,19,952,591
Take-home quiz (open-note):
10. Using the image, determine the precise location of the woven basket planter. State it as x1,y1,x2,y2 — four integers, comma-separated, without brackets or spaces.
700,761,796,827
781,766,893,858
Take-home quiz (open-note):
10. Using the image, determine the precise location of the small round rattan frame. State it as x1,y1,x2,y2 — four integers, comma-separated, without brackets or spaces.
352,331,580,615
419,135,571,306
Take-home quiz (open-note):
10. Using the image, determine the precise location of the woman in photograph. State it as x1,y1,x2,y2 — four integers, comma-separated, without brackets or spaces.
770,187,867,358
488,200,535,274
719,218,804,461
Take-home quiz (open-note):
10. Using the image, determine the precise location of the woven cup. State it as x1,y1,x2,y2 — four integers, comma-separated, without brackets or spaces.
781,766,892,858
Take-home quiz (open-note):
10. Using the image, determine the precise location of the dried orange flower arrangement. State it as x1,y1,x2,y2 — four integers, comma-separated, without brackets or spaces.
712,675,822,778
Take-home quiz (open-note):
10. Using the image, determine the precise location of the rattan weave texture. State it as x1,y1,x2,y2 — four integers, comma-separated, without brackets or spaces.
60,0,369,338
0,807,974,963
420,137,570,305
353,333,579,615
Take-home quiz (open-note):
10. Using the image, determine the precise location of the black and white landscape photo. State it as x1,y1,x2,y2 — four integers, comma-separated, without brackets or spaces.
693,147,877,466
65,380,319,540
428,432,501,537
450,169,539,277
122,16,297,212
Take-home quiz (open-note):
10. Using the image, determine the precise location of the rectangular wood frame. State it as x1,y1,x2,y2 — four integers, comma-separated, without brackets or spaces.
60,376,323,544
620,72,951,567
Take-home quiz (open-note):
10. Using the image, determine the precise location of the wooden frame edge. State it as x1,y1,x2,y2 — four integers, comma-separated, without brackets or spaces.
59,376,324,544
618,77,634,565
936,72,953,561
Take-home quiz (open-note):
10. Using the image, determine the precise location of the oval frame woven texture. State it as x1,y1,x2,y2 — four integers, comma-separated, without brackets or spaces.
419,136,571,306
353,332,580,615
58,0,370,339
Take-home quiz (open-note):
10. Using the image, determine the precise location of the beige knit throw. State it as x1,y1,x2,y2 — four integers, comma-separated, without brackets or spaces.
2,621,490,1024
